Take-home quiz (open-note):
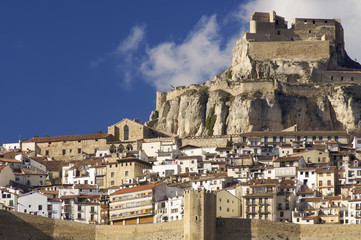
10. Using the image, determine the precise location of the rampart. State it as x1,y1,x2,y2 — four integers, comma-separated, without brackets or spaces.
3,210,361,240
248,41,330,61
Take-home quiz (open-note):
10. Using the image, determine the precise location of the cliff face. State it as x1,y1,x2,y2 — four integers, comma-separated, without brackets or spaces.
147,12,361,137
148,77,361,137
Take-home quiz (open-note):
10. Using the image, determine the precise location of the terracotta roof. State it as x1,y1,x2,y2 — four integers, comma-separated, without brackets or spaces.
316,167,337,173
215,147,233,151
257,155,275,161
24,133,110,143
40,160,64,170
274,156,302,162
0,158,22,163
60,195,78,199
69,158,103,170
22,170,47,175
78,195,101,199
177,155,202,160
111,182,164,195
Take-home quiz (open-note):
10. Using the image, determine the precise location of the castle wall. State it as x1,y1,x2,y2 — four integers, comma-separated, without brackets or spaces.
3,210,361,240
248,41,330,61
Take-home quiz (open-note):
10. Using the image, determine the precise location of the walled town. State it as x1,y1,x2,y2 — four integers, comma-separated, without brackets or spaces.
2,11,361,239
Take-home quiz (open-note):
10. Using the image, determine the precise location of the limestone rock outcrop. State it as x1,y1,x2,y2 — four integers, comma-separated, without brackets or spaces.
147,11,361,137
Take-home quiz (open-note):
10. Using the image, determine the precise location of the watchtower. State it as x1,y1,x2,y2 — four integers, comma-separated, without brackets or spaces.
184,189,216,240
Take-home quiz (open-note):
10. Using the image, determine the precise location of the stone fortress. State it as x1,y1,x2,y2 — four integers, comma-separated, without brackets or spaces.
148,11,361,138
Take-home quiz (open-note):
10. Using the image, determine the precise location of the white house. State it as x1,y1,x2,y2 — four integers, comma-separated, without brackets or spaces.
2,142,20,151
177,156,201,174
17,191,48,217
0,187,19,211
298,167,317,190
48,200,62,219
73,195,101,224
152,160,181,178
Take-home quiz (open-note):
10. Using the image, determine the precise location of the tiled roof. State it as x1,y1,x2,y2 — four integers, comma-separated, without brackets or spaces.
24,133,110,143
39,160,64,170
274,156,302,162
0,158,22,163
60,195,78,199
215,147,232,151
177,155,202,160
110,182,164,195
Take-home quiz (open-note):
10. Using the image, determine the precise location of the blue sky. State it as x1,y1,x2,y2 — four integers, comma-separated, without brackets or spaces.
2,0,361,144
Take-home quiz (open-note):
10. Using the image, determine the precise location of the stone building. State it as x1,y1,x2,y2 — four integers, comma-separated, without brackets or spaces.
184,189,216,240
107,118,173,151
24,133,112,161
105,157,152,188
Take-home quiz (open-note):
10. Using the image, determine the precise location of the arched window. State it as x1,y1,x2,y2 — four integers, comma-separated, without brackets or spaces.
124,125,129,140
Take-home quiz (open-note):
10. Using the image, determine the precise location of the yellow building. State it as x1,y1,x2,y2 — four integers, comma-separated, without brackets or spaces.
316,167,337,196
216,189,241,218
242,183,277,221
105,157,152,187
293,150,330,166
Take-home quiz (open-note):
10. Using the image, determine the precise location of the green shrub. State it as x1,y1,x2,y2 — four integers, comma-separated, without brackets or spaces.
205,105,217,136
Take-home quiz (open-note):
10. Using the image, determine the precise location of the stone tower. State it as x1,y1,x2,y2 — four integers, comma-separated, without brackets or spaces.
184,189,216,240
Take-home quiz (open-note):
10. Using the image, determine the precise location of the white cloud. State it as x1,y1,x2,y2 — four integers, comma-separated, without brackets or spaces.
140,15,237,91
116,24,146,54
238,0,361,61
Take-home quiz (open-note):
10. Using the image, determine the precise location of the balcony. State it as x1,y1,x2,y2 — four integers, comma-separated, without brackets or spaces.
110,209,153,221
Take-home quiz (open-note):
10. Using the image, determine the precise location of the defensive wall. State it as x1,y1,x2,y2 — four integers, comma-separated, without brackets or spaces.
3,210,361,240
248,41,330,61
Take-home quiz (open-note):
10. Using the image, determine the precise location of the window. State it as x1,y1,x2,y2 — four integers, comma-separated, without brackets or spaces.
125,171,129,177
62,149,66,155
110,181,114,186
38,205,42,210
280,211,284,217
78,205,82,211
319,180,323,186
264,137,268,142
111,172,114,178
327,180,331,186
124,125,129,140
78,148,81,154
331,76,334,80
309,30,311,33
45,150,49,156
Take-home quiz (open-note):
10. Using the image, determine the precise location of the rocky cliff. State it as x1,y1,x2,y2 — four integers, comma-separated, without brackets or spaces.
147,12,361,137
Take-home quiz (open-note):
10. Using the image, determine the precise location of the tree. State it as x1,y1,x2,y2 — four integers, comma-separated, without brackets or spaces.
206,105,217,136
227,70,232,79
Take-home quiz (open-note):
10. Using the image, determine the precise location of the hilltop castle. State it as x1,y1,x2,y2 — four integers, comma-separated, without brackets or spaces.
149,12,361,137
232,11,361,83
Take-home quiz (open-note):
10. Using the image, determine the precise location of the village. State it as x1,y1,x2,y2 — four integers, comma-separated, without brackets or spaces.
1,117,361,226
